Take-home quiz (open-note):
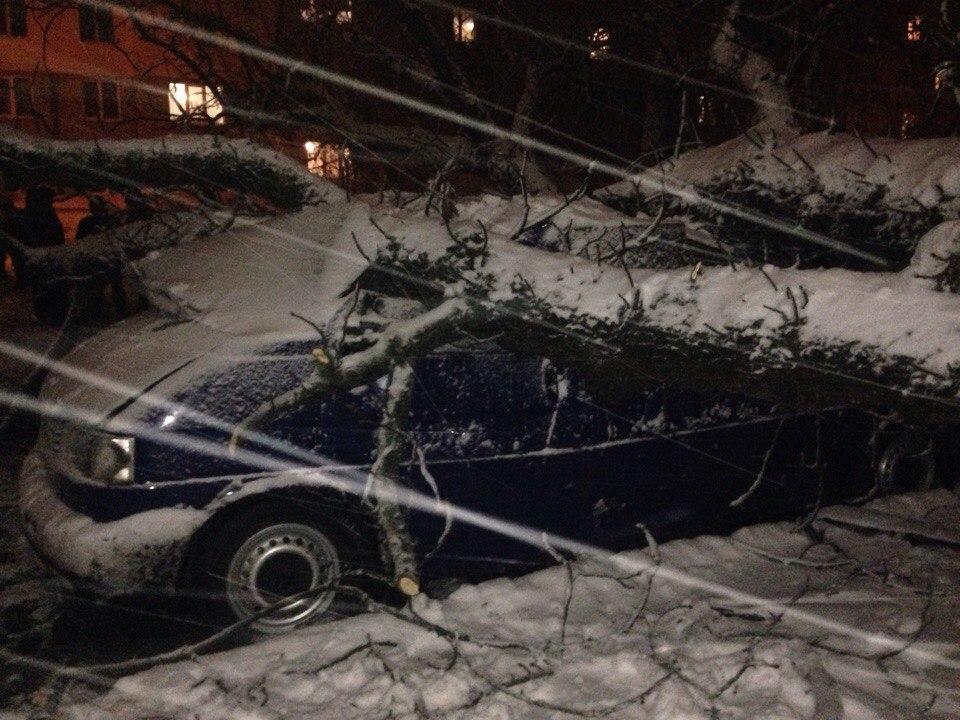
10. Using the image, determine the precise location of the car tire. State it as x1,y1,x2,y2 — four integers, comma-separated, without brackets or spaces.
191,501,386,634
876,432,937,496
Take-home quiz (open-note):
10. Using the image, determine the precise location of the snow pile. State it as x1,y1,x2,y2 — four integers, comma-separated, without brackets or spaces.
62,490,960,719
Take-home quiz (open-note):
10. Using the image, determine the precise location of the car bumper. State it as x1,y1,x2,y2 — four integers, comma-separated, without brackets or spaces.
19,453,210,596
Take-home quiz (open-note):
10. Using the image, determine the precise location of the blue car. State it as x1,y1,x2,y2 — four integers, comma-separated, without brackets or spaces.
18,213,943,633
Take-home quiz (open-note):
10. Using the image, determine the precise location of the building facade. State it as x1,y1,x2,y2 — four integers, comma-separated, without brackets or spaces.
1,1,956,186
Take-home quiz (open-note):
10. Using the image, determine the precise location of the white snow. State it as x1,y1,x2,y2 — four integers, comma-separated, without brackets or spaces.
910,221,960,279
18,454,208,591
62,489,960,719
135,206,352,337
334,202,960,389
603,131,960,219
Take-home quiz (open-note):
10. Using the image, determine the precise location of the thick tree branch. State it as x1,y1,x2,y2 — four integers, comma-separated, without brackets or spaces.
710,0,798,131
0,130,344,209
229,296,491,452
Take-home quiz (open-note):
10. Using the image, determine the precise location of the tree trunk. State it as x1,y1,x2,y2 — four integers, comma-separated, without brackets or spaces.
710,0,797,132
366,362,419,596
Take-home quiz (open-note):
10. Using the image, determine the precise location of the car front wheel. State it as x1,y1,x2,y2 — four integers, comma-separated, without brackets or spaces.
193,504,367,634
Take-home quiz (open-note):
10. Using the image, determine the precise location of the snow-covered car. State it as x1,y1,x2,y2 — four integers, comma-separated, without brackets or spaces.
18,205,945,633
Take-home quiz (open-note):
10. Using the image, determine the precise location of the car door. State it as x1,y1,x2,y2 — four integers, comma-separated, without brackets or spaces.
405,350,600,577
559,381,836,548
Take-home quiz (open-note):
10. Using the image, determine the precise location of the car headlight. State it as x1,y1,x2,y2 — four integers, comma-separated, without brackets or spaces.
87,434,136,485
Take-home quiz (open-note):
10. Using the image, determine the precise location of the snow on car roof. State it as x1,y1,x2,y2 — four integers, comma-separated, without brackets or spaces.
43,203,360,419
136,203,354,339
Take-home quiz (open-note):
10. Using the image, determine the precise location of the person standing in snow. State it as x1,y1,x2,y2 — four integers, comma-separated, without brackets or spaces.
76,195,117,239
14,185,65,249
10,186,68,324
0,191,25,287
2,186,64,289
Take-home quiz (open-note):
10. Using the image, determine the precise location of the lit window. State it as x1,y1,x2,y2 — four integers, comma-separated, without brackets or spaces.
168,82,224,123
301,0,352,23
1,0,28,37
83,80,119,119
0,77,31,117
906,15,921,41
453,11,475,43
305,141,351,181
589,27,611,59
901,110,917,138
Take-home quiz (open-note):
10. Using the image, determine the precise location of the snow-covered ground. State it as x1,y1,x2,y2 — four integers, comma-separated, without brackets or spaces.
38,489,959,720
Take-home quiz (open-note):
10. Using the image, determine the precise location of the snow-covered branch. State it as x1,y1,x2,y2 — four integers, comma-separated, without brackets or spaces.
0,130,345,210
600,130,960,270
333,206,960,425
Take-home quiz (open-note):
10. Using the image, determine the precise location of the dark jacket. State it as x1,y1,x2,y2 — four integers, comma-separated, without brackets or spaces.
12,187,65,248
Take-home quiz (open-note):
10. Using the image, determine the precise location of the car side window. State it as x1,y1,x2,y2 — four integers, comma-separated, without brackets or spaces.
533,368,776,450
408,351,552,459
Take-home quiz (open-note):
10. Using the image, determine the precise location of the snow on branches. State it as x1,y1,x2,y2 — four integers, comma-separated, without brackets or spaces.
0,130,345,210
323,203,960,424
600,131,960,272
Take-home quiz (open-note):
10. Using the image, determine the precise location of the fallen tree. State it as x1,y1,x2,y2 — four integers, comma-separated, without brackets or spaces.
8,121,960,586
228,201,960,444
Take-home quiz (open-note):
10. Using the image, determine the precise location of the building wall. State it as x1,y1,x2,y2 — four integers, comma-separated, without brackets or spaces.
0,2,180,139
1,1,955,177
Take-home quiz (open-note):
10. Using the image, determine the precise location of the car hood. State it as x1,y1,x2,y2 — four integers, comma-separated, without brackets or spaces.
40,202,362,423
39,310,230,422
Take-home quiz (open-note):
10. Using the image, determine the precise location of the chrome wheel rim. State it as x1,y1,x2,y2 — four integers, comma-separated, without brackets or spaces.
225,522,340,633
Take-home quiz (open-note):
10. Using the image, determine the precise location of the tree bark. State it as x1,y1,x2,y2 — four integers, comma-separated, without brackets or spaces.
366,362,419,595
710,0,797,132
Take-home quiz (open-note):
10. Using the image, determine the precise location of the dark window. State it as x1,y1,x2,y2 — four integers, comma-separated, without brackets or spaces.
0,79,10,116
83,80,120,119
1,0,29,36
78,5,94,39
79,6,112,41
100,81,118,118
95,7,113,41
0,77,31,116
12,77,30,115
82,81,99,117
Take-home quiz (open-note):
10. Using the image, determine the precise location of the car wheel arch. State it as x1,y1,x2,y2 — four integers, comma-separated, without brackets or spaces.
175,485,385,593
